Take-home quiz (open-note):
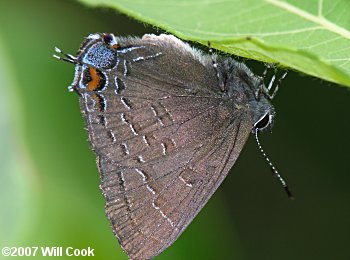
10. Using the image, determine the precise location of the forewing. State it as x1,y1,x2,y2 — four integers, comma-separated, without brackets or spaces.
79,35,253,259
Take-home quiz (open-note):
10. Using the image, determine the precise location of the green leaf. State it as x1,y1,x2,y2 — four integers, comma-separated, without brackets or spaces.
78,0,350,87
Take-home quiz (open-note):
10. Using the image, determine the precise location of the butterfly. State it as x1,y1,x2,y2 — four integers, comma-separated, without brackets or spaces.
54,33,290,259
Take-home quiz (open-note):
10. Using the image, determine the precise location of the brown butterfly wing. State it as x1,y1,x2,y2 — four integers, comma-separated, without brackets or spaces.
79,35,253,259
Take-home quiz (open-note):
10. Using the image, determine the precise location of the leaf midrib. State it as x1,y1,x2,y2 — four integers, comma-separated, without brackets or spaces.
265,0,350,40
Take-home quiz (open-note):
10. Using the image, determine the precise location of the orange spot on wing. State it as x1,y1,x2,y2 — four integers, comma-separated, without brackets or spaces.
87,67,101,91
91,93,103,111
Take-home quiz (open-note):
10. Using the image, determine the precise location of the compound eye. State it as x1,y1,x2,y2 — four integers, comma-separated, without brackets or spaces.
254,112,271,130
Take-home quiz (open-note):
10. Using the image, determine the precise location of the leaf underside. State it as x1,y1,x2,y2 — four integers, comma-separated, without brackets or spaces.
79,0,350,87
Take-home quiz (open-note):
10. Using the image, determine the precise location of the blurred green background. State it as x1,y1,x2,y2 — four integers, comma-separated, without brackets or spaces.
0,0,349,259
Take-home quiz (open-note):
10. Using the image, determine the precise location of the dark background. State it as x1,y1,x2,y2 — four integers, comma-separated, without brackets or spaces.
1,0,349,259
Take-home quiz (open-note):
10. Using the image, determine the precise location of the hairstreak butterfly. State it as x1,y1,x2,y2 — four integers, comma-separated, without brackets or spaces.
54,33,291,259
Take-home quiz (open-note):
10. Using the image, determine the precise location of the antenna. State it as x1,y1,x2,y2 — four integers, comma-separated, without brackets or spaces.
254,130,294,199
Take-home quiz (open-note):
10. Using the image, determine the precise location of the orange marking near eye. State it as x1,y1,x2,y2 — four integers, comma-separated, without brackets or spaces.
87,67,101,91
